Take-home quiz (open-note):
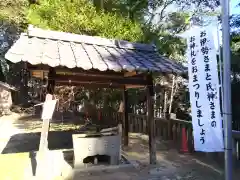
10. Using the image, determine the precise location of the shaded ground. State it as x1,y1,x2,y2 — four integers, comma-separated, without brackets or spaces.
0,113,239,179
123,134,227,180
0,113,85,154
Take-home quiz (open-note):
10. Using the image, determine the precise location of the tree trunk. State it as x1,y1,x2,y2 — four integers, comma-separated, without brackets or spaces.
93,0,104,10
100,0,104,9
128,11,134,21
154,84,157,117
168,75,175,114
163,90,168,117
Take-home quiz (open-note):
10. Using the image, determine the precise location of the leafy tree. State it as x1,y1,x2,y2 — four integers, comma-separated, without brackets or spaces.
0,0,222,114
90,0,220,60
93,0,149,22
0,0,29,83
27,0,144,42
220,0,240,128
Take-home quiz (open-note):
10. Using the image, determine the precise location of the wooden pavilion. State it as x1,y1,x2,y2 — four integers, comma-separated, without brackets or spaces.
4,25,186,164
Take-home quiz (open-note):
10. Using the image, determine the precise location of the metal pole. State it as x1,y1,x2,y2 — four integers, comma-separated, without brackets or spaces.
221,0,233,179
217,23,224,116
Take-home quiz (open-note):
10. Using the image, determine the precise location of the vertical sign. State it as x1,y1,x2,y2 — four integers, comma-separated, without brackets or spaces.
187,27,224,152
41,99,57,120
37,96,57,178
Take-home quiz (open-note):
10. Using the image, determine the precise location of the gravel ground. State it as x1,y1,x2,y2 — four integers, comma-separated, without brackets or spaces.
0,114,239,180
122,133,239,180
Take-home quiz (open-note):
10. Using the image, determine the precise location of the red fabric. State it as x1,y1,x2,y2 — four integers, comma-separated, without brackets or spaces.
180,127,189,153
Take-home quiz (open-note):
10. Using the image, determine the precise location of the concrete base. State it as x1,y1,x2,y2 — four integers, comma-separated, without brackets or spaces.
29,150,65,179
72,134,121,168
0,150,136,180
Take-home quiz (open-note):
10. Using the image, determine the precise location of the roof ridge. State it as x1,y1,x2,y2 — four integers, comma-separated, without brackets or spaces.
27,25,155,52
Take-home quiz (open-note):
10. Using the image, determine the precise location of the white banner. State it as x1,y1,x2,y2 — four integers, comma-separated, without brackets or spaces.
187,27,224,152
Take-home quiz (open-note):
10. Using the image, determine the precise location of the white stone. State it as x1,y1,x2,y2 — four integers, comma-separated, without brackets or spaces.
72,134,121,167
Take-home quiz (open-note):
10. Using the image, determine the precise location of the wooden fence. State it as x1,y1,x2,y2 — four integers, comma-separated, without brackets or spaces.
100,111,240,164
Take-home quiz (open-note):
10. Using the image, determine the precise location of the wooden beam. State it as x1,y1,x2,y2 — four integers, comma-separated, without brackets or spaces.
30,71,147,87
123,87,129,147
146,73,156,164
125,85,145,89
55,80,124,89
27,64,125,77
124,71,137,77
31,70,44,79
30,69,125,80
55,70,124,78
52,74,148,86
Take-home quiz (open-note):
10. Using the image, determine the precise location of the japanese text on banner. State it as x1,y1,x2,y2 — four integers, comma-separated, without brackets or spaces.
187,28,224,152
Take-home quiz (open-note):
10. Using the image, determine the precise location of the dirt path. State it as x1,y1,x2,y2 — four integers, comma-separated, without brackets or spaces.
0,113,24,153
122,133,240,180
66,133,238,180
0,114,239,180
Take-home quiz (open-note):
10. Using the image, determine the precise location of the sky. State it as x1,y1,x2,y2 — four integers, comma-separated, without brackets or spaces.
177,0,240,51
151,0,240,28
231,0,239,15
174,0,240,67
148,0,239,50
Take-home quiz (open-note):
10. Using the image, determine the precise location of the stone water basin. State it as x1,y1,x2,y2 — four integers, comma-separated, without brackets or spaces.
72,133,121,168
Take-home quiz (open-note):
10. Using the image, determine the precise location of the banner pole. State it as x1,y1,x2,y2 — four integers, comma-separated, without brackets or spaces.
216,23,224,117
221,0,233,179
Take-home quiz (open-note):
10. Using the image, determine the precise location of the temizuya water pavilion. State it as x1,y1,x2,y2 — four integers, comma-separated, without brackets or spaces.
5,25,186,164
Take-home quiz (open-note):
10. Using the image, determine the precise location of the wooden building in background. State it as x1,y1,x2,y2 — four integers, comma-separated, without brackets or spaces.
4,25,186,164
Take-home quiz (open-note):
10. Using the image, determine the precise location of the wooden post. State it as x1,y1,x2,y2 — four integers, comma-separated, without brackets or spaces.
118,123,122,160
167,113,173,140
146,74,156,164
47,67,56,94
38,94,53,152
123,87,129,147
163,90,168,118
36,94,54,179
40,67,56,150
36,67,56,178
168,75,175,114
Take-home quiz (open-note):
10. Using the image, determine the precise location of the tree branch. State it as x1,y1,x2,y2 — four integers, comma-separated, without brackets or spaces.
145,0,176,26
159,0,175,21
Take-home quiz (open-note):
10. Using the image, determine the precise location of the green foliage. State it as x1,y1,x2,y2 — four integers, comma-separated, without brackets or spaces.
0,0,222,116
0,0,28,29
94,0,148,22
225,2,240,125
231,34,240,55
142,11,189,61
27,0,144,42
0,0,29,84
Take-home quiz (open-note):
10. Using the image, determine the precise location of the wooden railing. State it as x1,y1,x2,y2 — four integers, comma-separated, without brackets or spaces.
100,111,240,165
127,113,194,151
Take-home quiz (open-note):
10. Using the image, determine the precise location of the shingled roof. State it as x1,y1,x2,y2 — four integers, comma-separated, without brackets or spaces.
5,25,186,74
